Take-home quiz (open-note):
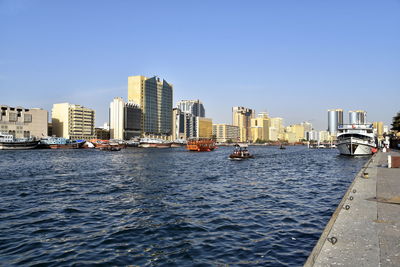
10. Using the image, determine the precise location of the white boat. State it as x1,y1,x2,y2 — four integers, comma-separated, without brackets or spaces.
139,138,171,148
336,124,377,156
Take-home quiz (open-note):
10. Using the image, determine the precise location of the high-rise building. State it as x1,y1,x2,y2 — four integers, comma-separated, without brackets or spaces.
109,97,141,140
171,108,198,140
232,106,254,142
172,108,186,140
0,105,48,138
196,117,213,138
373,121,384,140
128,75,173,138
349,110,366,125
250,113,270,142
285,124,305,142
212,124,240,143
177,100,205,117
109,97,125,140
327,109,343,134
52,103,95,140
269,117,284,141
124,102,141,139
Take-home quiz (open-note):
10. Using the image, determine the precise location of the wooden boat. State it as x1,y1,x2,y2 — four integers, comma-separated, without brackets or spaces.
186,139,216,152
229,144,254,159
0,133,39,150
279,144,286,149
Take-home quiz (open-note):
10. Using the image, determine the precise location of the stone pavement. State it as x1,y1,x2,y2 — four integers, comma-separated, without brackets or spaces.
305,150,400,267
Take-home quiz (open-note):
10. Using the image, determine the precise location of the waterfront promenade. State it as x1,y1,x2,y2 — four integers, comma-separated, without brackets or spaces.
305,150,400,266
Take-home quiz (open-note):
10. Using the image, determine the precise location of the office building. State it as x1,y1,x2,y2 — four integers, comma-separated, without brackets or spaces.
250,113,270,142
109,97,125,140
349,110,366,125
269,117,284,141
95,128,110,140
0,105,48,138
327,109,343,134
177,100,205,117
109,97,141,140
124,102,141,139
172,108,186,140
232,106,254,142
213,124,240,143
128,75,173,138
373,121,384,140
319,131,331,142
285,124,305,142
196,117,213,138
52,103,95,140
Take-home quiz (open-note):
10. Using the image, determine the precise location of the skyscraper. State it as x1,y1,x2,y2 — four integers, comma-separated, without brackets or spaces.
232,106,254,142
349,110,366,125
109,97,124,140
109,97,141,140
176,100,205,117
128,75,173,137
327,109,343,134
52,103,95,140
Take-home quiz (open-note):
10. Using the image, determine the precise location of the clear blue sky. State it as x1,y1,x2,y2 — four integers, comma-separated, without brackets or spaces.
1,0,399,130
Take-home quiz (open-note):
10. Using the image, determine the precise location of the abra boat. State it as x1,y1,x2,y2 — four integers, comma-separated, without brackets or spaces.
337,124,377,156
186,138,216,152
0,133,39,150
229,144,254,159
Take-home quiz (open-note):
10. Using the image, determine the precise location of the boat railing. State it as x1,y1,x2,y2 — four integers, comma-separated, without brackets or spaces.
338,124,373,130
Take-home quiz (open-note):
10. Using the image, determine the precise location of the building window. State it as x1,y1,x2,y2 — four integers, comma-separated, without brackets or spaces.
24,114,32,123
9,112,17,122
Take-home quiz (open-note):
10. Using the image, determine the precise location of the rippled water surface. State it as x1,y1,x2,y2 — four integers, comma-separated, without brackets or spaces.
0,146,368,266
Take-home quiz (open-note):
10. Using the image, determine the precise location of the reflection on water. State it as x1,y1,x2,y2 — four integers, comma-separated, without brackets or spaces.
0,146,368,266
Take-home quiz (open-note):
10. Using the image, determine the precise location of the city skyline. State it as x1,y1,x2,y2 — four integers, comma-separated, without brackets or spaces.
1,1,399,130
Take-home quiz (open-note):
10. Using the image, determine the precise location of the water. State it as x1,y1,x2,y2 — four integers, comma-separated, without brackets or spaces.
0,146,368,266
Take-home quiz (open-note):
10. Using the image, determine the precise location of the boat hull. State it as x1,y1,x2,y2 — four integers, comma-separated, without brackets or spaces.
337,140,375,156
186,139,216,152
0,141,39,150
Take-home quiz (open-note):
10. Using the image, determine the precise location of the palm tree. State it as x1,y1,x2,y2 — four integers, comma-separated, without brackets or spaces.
392,111,400,132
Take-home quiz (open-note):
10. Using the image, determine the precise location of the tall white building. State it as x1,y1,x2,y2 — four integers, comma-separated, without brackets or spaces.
109,97,142,140
327,109,343,134
109,97,125,140
349,110,366,125
176,100,205,117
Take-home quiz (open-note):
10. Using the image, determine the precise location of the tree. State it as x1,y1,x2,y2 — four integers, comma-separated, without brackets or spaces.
392,111,400,131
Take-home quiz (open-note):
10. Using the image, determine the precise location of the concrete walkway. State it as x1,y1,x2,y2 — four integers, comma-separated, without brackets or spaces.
305,150,400,267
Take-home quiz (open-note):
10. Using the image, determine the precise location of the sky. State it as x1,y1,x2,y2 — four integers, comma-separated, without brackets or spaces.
1,0,399,130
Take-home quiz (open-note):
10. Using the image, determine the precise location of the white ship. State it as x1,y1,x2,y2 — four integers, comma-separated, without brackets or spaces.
336,124,377,156
139,138,171,148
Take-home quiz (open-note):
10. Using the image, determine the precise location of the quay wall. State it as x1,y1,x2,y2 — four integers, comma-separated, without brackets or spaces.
304,153,377,266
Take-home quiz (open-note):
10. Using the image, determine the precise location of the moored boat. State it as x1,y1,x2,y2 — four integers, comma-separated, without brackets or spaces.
40,137,84,149
171,139,187,148
186,138,216,152
139,138,171,148
337,124,377,156
0,133,39,150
